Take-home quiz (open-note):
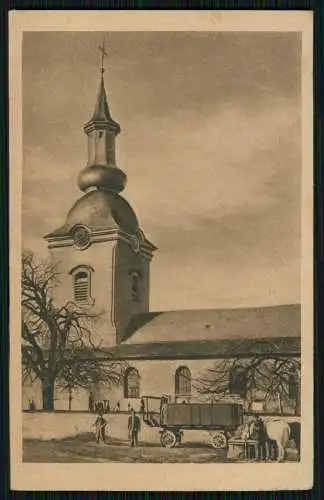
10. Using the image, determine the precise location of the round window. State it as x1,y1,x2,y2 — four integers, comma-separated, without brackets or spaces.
72,225,91,250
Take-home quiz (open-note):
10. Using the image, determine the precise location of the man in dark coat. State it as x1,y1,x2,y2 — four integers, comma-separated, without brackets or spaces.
88,392,94,412
128,409,141,447
249,414,269,460
93,410,107,444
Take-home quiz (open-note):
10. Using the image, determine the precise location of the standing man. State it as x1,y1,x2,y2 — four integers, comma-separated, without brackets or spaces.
88,392,94,413
249,414,269,461
93,410,107,444
128,409,141,447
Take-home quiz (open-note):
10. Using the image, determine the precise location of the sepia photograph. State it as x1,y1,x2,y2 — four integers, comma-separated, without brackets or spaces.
10,11,313,491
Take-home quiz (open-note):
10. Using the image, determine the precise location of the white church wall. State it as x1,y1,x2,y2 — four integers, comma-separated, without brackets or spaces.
92,359,224,411
130,359,210,400
53,387,90,411
22,356,299,414
22,359,219,411
83,357,300,414
22,378,90,412
22,377,43,410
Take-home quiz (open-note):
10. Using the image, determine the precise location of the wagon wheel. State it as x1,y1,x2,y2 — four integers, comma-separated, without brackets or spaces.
209,431,227,449
160,430,177,448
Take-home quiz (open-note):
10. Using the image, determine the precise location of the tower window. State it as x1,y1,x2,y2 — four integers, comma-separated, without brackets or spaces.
69,265,94,305
74,272,89,303
130,271,141,302
124,367,140,399
175,366,191,396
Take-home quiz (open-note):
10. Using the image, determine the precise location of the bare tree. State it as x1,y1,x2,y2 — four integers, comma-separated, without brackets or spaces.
21,251,125,410
196,354,300,416
57,355,126,411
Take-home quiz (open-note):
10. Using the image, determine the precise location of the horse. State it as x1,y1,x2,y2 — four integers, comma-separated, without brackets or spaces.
264,419,291,462
230,417,299,462
288,422,300,457
246,417,292,462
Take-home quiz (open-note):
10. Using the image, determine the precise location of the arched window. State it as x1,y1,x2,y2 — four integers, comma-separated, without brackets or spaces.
124,367,140,399
130,271,141,302
175,366,191,396
69,265,94,304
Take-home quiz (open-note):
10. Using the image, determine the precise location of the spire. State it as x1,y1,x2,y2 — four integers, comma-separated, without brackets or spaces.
78,43,126,194
84,42,121,135
90,72,112,123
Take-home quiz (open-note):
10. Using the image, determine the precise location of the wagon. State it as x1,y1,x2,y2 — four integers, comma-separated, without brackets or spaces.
141,395,244,449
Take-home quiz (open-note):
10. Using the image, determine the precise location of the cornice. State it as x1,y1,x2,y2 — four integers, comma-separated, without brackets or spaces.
47,227,155,260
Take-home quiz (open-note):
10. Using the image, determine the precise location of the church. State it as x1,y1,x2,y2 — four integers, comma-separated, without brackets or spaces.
22,59,301,414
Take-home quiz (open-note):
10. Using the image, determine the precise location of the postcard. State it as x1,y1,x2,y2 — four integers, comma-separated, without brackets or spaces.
10,10,313,491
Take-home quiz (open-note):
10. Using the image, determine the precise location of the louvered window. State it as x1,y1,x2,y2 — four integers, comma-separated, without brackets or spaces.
74,271,89,303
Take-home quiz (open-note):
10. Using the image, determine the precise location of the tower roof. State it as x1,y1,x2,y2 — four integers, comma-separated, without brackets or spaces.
45,190,139,238
84,71,121,134
91,72,112,122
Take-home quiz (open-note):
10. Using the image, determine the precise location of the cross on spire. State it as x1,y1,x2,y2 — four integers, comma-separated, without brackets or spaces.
99,41,108,73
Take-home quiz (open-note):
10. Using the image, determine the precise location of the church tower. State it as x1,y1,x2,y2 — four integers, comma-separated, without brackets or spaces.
45,45,156,346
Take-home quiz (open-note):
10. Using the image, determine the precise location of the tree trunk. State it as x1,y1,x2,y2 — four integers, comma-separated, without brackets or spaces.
42,379,55,411
68,387,73,412
294,385,301,416
277,393,283,415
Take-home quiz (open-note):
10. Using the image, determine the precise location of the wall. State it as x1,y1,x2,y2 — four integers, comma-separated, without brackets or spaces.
23,411,133,441
22,411,300,443
22,377,43,410
22,411,218,445
23,359,225,411
22,358,299,414
22,377,89,411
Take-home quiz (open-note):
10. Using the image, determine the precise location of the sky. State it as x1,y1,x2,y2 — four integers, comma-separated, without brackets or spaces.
22,31,302,311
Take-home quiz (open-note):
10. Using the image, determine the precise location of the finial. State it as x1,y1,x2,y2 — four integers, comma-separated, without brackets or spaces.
99,40,108,74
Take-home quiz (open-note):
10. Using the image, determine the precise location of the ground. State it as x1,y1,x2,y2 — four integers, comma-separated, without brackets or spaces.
23,433,299,463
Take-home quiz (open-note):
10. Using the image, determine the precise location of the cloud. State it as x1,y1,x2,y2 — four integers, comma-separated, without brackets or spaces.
124,97,300,230
22,234,49,258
